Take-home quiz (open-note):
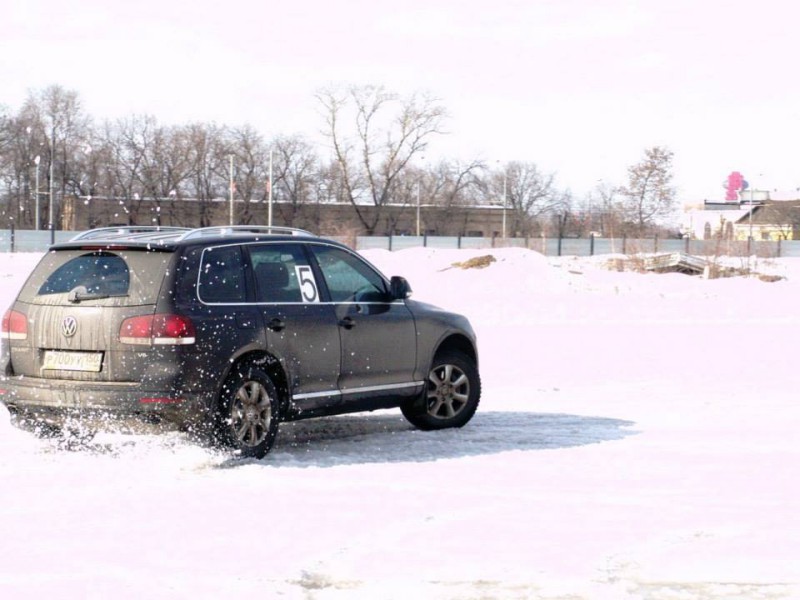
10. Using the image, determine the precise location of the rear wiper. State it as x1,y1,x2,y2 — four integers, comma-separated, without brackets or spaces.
68,286,110,303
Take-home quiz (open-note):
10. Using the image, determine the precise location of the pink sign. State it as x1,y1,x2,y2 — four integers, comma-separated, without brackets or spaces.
724,171,747,201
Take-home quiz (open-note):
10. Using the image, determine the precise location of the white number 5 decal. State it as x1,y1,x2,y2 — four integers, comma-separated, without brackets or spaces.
295,265,320,303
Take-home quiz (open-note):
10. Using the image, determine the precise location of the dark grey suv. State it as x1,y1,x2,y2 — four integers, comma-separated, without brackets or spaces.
0,226,480,457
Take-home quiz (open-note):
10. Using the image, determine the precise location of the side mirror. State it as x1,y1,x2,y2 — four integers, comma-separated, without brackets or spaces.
390,276,412,300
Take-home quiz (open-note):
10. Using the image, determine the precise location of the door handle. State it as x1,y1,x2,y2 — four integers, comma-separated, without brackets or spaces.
267,317,286,332
338,316,356,329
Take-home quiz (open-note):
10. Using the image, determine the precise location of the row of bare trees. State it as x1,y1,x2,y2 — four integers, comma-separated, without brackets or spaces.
0,84,678,236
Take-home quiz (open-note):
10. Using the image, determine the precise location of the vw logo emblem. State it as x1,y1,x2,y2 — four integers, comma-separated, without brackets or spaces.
62,316,78,338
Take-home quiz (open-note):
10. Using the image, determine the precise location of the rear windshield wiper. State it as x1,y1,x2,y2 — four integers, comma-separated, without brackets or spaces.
68,286,110,303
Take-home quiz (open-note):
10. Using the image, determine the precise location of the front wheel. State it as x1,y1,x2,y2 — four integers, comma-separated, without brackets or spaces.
401,351,481,430
215,365,280,458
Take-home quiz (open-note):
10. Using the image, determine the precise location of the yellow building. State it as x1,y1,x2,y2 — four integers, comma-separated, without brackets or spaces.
683,195,800,241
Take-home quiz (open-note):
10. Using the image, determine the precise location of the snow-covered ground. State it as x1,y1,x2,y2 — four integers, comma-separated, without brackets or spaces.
1,248,798,599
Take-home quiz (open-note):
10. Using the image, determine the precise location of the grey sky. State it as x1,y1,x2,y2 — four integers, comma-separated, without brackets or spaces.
4,0,799,202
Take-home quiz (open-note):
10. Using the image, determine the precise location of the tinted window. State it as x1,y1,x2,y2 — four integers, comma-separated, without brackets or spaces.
198,246,246,303
18,249,172,306
310,245,388,303
38,252,129,296
249,244,312,303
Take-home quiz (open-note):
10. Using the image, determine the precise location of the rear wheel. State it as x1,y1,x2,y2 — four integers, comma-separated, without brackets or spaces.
401,350,480,430
215,365,280,458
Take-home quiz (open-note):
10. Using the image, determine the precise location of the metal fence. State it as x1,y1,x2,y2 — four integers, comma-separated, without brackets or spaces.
349,234,800,258
2,228,799,258
0,229,77,253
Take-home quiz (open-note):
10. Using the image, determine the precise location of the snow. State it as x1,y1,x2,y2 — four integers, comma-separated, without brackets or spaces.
1,248,799,599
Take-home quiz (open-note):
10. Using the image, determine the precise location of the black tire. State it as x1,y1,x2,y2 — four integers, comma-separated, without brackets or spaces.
401,350,481,431
215,364,280,458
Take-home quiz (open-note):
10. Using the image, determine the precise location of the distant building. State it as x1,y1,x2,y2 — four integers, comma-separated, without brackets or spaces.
59,195,508,238
683,190,800,240
737,199,800,240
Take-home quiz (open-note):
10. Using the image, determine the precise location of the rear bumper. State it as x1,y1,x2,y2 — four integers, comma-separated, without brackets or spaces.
0,375,212,429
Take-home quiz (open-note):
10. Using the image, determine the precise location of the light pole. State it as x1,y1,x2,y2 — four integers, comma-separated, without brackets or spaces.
748,178,754,241
34,156,40,230
228,154,234,226
48,144,54,232
416,179,421,237
502,169,507,239
268,149,273,227
416,156,425,237
747,173,763,242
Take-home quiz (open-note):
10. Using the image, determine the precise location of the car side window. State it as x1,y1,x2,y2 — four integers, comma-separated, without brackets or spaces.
249,244,311,303
310,245,389,303
38,252,129,296
198,245,246,303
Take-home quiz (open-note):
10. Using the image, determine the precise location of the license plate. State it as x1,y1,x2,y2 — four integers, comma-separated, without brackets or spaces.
42,350,103,372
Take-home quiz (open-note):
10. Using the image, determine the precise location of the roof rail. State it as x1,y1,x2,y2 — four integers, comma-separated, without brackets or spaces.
177,226,314,240
71,226,191,241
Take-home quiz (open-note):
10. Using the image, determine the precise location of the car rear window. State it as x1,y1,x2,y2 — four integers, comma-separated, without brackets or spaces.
38,252,129,296
17,248,173,306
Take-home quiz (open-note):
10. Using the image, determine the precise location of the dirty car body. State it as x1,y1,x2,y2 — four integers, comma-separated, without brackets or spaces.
1,226,481,457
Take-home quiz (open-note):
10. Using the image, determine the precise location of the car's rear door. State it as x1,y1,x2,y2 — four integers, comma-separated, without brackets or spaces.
245,242,341,412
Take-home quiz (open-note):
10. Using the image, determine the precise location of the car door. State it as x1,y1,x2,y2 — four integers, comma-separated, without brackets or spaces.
246,242,341,412
308,243,418,402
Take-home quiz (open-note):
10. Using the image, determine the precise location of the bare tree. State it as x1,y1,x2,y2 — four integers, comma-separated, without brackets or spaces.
95,114,188,226
123,116,166,224
30,85,90,228
2,83,612,237
0,114,42,227
416,159,485,235
270,135,322,230
579,181,624,238
0,106,14,179
619,146,676,235
0,86,89,228
317,84,447,234
185,122,227,227
226,125,269,224
98,116,151,224
486,161,565,236
0,106,10,153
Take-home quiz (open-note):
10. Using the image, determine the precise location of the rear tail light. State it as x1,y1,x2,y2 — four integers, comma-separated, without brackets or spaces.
2,309,28,340
120,314,196,346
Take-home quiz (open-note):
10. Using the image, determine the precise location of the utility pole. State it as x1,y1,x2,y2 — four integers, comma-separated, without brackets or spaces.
502,170,507,239
268,149,273,227
229,154,234,226
416,179,421,237
34,156,40,230
48,126,55,232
